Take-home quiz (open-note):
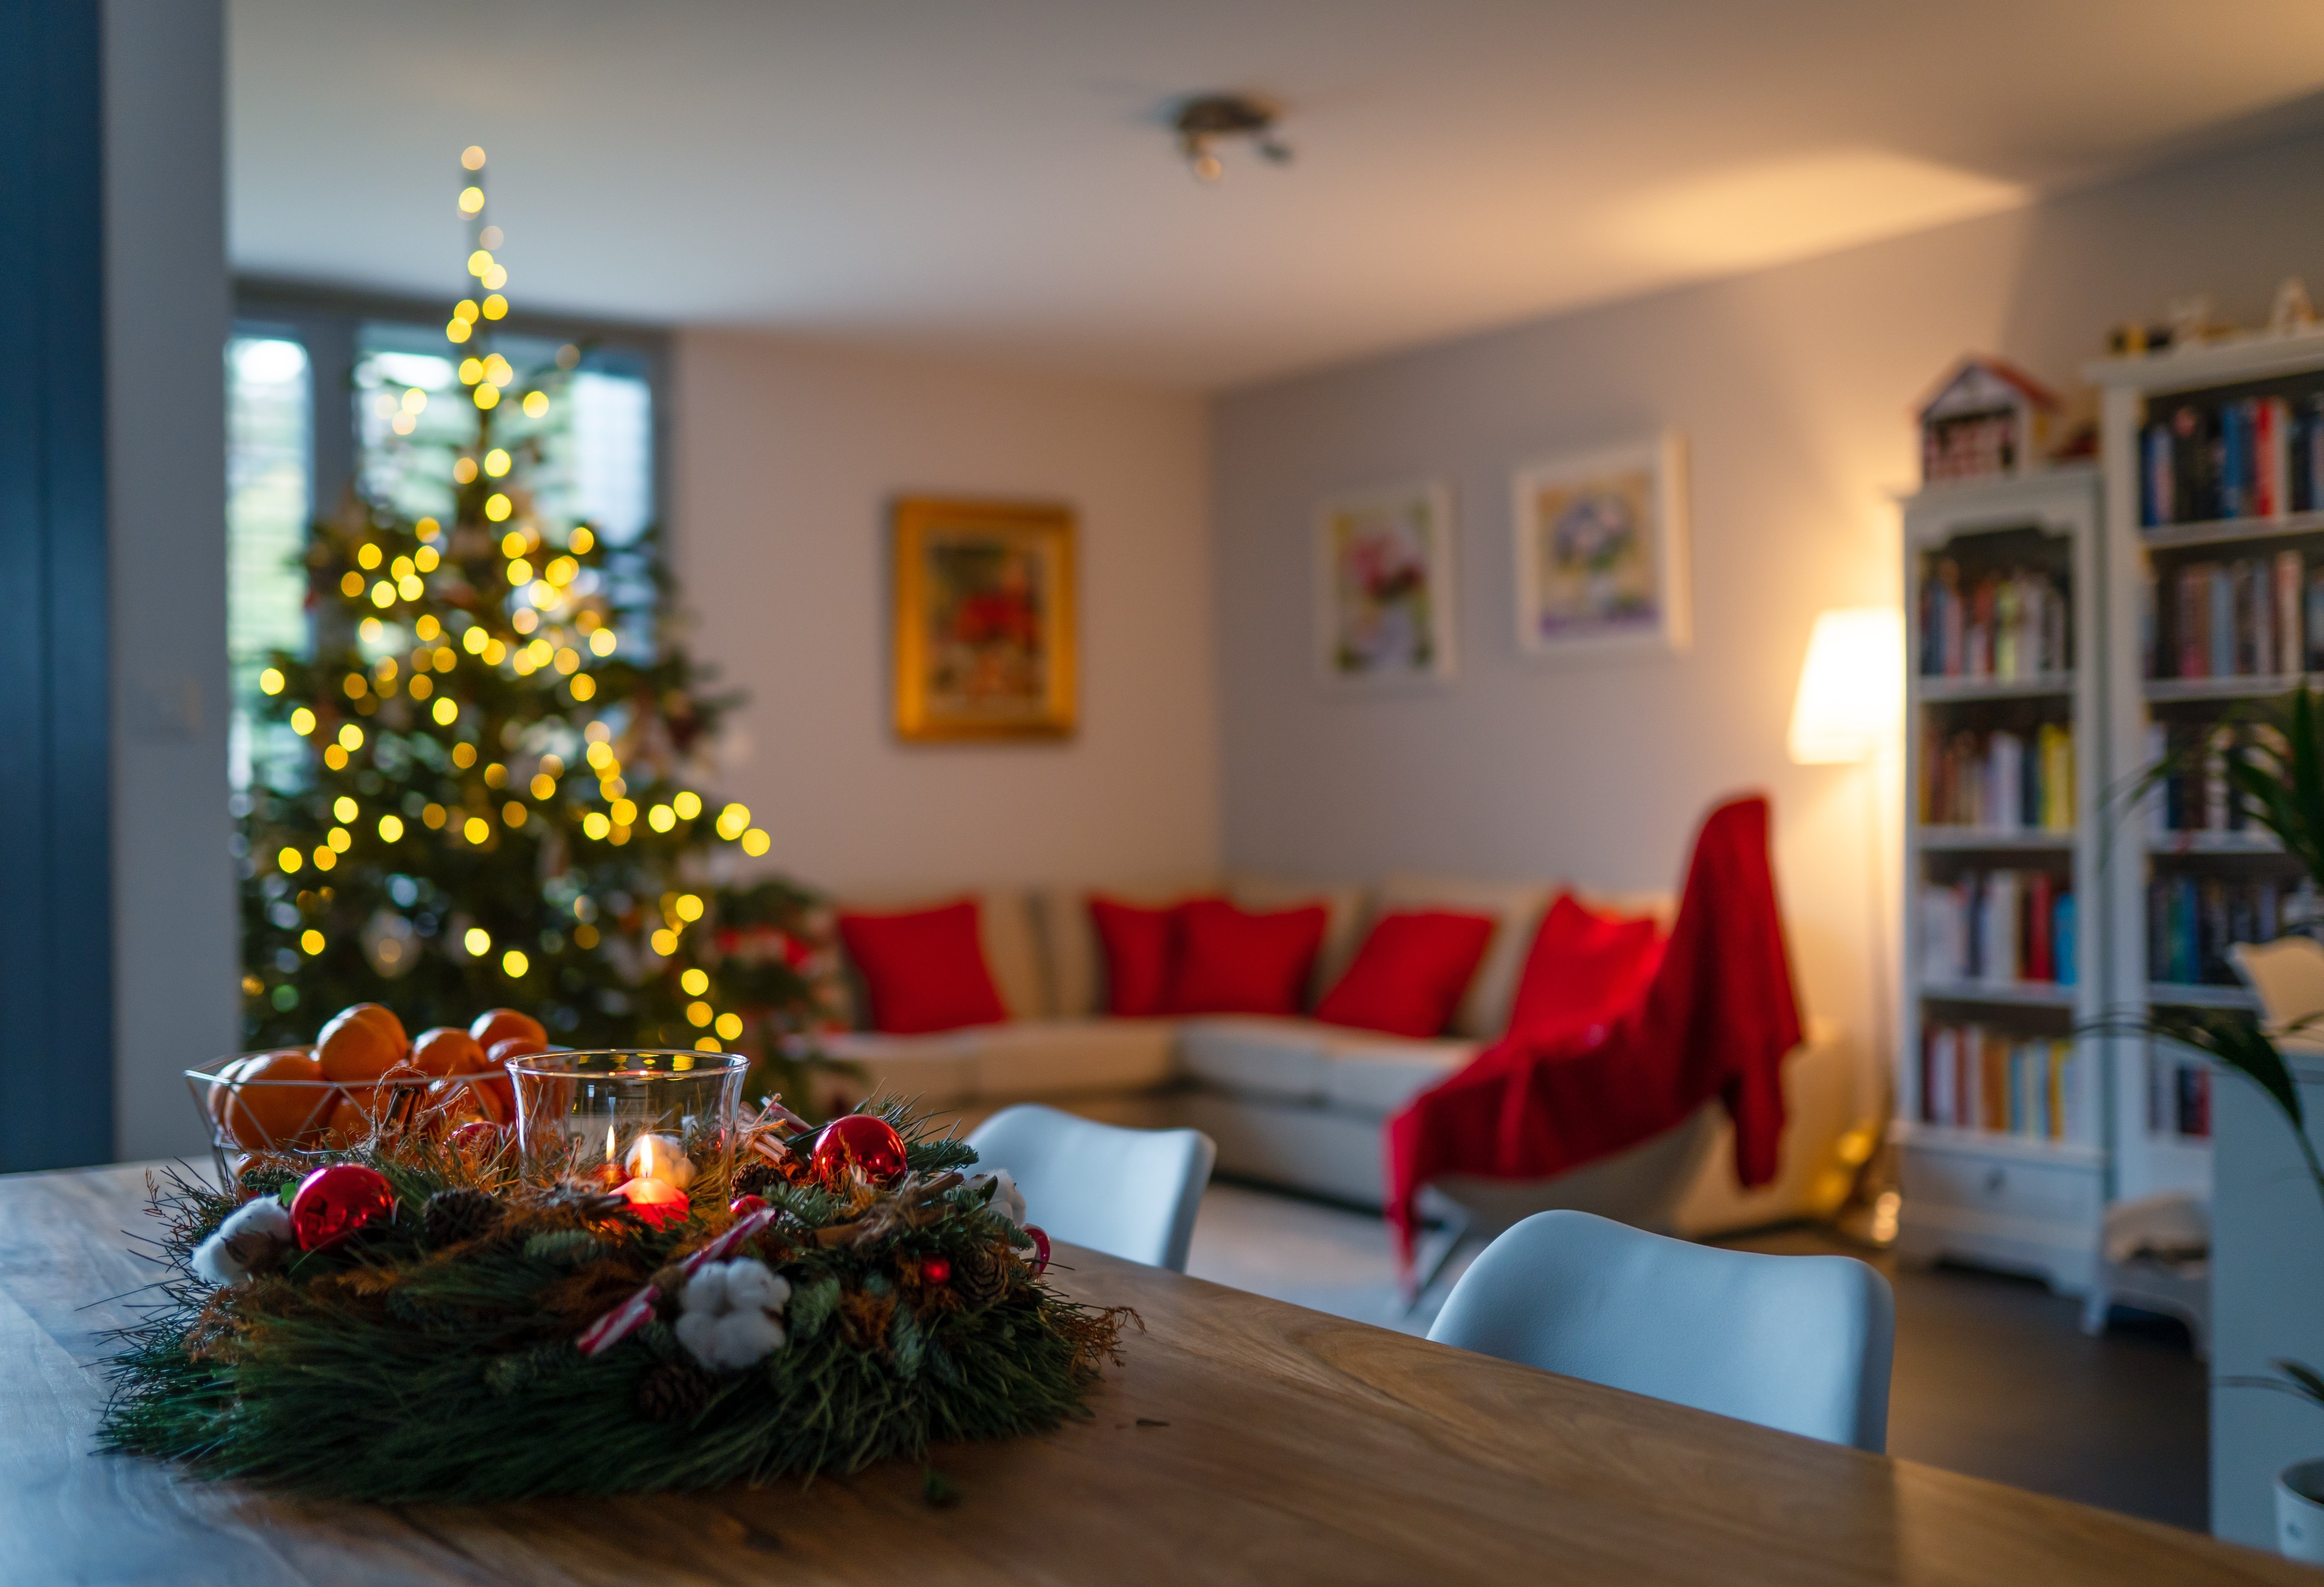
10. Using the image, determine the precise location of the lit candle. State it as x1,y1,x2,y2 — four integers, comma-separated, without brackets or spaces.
615,1175,689,1230
624,1132,695,1189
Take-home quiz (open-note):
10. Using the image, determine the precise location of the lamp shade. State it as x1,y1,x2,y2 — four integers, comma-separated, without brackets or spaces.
1788,607,1904,764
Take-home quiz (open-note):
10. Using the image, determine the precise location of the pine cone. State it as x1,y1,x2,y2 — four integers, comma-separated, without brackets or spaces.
732,1158,783,1198
422,1187,505,1247
952,1244,1008,1309
636,1359,718,1423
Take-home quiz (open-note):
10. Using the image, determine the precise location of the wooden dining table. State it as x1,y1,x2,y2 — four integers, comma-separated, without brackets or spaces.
1,1161,2307,1585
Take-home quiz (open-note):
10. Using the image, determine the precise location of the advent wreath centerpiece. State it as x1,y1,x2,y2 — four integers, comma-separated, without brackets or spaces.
102,1042,1128,1504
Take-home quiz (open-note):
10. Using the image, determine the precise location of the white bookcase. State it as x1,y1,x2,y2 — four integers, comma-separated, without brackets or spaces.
1896,466,2106,1295
2088,332,2324,1206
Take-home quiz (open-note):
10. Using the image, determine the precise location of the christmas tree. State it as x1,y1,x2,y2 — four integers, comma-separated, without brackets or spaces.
237,145,842,1092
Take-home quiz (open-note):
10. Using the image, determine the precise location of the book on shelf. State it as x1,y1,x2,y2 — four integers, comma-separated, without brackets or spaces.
2146,870,2311,985
2142,720,2298,832
1917,560,2070,680
2155,553,2306,679
2149,1052,2213,1140
1920,1022,2095,1144
1919,722,2074,831
1920,869,2075,985
2141,390,2322,529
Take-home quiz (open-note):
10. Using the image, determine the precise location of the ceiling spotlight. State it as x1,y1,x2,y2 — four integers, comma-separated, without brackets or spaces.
1169,93,1290,184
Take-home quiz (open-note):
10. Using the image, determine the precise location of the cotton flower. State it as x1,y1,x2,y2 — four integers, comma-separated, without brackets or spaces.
674,1257,793,1371
191,1196,295,1286
970,1169,1026,1228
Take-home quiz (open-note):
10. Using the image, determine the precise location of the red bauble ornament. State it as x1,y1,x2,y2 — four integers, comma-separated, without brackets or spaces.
922,1256,952,1285
289,1164,397,1251
446,1120,504,1154
809,1114,908,1185
729,1194,768,1217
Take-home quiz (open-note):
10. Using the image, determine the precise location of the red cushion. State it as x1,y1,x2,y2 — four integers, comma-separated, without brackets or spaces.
1165,897,1327,1017
1315,910,1498,1038
1088,895,1177,1017
835,899,1008,1035
1503,892,1664,1042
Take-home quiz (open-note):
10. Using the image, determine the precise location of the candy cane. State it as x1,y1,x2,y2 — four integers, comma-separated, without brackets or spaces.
573,1205,785,1357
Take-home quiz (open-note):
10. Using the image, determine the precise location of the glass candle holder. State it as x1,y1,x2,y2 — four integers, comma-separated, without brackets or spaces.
507,1050,747,1216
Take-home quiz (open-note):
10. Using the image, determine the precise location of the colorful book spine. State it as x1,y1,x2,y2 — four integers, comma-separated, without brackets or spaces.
2144,424,2172,527
2209,563,2236,678
2178,564,2206,678
2279,549,2305,675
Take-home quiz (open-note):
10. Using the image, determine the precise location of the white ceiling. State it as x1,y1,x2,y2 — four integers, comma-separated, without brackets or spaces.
230,1,2324,390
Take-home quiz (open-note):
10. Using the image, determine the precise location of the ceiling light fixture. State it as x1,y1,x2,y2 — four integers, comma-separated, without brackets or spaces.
1168,93,1291,184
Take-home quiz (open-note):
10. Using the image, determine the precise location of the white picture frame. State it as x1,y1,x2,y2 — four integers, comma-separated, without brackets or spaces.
1511,434,1690,659
1313,480,1457,686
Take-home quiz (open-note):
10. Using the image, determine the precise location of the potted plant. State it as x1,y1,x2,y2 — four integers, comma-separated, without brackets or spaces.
2119,686,2324,1559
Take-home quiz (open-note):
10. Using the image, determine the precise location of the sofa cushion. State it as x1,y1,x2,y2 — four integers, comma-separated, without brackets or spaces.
1505,891,1664,1042
1315,910,1497,1038
1318,1034,1479,1116
1037,881,1208,1019
818,1030,980,1109
1087,896,1176,1016
1167,899,1327,1017
971,1019,1178,1098
1177,1017,1335,1103
836,887,1046,1023
1228,874,1368,1002
1377,874,1554,1040
836,899,1008,1034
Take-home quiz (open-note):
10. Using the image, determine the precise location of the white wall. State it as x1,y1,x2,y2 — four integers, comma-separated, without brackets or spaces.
107,0,236,1159
1211,128,2324,1103
670,332,1217,899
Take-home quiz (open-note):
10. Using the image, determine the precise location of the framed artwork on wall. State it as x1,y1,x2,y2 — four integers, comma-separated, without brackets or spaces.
1510,434,1690,659
892,497,1077,741
1313,480,1457,686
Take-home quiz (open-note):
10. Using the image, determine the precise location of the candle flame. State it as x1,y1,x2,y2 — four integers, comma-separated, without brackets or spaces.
605,1120,617,1162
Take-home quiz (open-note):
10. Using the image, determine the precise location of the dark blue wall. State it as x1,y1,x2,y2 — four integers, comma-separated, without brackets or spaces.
0,0,116,1169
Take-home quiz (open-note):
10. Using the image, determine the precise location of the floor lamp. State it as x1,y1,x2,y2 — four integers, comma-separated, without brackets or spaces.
1788,607,1905,1245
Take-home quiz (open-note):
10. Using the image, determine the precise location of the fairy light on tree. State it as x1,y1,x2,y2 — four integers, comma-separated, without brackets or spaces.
238,147,841,1092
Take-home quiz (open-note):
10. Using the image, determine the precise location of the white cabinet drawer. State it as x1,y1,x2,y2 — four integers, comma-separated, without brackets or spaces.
1899,1145,2101,1229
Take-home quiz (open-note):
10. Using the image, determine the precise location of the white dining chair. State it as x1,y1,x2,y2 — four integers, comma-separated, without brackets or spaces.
966,1104,1216,1272
1426,1209,1895,1451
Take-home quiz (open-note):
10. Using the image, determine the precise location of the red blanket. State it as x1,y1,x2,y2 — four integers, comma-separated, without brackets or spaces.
1384,795,1803,1274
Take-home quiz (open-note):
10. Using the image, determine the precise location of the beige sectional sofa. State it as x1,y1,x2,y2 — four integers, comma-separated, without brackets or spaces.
817,876,1856,1241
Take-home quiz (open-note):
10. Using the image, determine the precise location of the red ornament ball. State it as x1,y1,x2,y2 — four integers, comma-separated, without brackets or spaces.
922,1256,952,1285
809,1114,909,1185
289,1164,397,1251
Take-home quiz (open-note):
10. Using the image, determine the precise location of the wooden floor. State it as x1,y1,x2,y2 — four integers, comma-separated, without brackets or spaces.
1187,1182,2209,1532
1730,1226,2209,1533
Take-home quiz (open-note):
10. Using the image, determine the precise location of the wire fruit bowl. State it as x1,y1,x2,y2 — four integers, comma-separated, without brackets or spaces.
184,1052,514,1189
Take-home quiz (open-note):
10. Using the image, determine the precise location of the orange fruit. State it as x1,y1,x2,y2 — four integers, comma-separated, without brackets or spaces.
317,1004,410,1083
469,1007,547,1054
479,1034,547,1120
321,1091,371,1149
223,1050,335,1151
423,1073,510,1130
410,1026,484,1078
205,1054,256,1127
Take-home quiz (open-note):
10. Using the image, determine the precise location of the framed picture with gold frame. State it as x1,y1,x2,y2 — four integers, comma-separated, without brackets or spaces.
892,497,1078,741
